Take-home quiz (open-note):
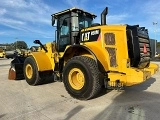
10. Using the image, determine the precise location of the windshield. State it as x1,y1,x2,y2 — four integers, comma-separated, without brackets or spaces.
78,14,93,29
71,14,93,31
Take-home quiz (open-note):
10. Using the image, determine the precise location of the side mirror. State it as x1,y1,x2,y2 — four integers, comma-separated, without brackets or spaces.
33,40,48,52
33,40,41,44
52,16,55,26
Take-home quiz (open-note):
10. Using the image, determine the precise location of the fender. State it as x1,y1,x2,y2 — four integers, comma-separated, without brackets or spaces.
63,45,106,73
64,45,98,63
31,52,53,71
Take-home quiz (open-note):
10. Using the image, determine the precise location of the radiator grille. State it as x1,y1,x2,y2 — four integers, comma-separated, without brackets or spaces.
104,33,115,45
106,47,117,67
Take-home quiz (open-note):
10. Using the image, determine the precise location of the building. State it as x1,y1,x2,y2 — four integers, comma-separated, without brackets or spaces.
0,44,7,49
149,39,157,58
157,48,160,54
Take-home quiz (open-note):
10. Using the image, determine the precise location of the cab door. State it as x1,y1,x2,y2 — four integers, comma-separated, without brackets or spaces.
57,15,71,52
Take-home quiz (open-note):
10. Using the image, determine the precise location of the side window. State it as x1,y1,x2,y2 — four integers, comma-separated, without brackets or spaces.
60,19,69,35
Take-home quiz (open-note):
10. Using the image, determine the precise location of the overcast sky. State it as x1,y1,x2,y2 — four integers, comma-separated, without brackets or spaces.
0,0,160,46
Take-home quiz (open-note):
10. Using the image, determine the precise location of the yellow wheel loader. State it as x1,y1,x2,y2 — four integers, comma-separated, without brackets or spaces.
8,7,158,100
0,48,5,58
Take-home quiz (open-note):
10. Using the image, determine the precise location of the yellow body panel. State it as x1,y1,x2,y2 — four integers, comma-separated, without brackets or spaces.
80,25,128,72
31,42,58,72
80,25,159,86
108,63,158,86
125,63,158,86
31,51,53,71
145,63,159,75
83,41,109,71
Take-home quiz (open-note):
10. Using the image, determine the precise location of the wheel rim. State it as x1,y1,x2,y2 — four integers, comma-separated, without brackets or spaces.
68,68,85,90
26,64,33,79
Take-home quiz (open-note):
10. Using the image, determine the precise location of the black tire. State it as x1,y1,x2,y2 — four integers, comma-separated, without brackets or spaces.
24,56,42,85
63,56,103,100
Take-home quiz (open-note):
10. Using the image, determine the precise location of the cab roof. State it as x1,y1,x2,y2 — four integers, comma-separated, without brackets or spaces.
51,7,96,18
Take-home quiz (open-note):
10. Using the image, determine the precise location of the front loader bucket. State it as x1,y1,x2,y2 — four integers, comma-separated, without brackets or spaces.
8,56,26,80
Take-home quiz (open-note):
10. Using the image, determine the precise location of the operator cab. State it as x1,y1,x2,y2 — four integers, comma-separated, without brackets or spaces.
51,8,96,52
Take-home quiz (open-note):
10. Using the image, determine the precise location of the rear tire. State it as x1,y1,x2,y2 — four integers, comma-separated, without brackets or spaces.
63,56,103,100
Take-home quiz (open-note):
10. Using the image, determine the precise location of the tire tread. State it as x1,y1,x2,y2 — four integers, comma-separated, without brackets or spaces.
63,56,102,100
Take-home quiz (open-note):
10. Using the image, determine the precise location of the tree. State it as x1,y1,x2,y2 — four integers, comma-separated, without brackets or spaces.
13,41,28,49
157,42,160,48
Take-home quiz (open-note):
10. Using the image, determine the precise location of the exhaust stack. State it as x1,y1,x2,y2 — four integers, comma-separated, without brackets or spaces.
101,7,108,25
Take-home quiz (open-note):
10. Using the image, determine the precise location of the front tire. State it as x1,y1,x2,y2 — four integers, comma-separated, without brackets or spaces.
63,56,103,100
24,56,42,85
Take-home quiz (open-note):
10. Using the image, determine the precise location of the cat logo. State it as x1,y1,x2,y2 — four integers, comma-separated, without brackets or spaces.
81,29,101,42
81,32,90,41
